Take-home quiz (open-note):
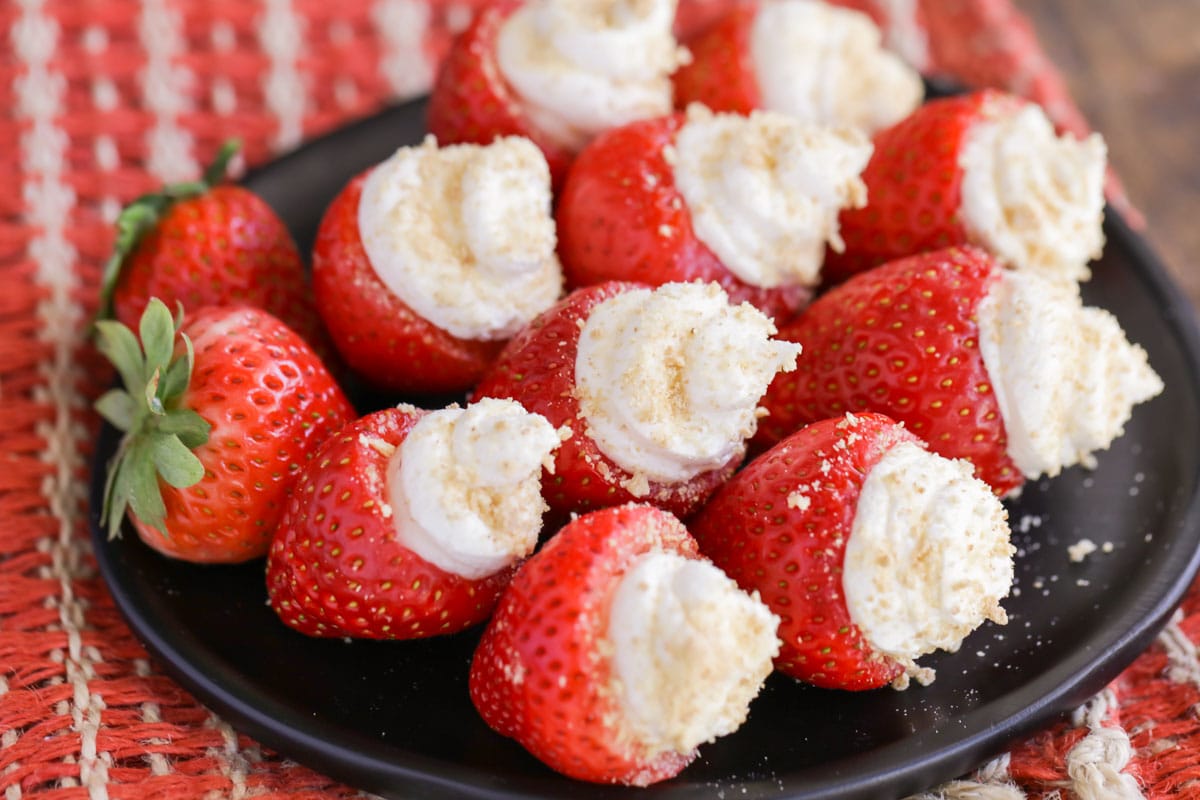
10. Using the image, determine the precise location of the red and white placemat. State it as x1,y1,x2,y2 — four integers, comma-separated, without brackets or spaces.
0,1,1191,797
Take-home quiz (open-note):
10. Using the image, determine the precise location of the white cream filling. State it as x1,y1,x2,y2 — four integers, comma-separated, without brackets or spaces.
671,106,871,289
607,551,779,756
495,0,683,152
749,0,924,134
959,103,1107,283
357,136,563,341
575,282,802,486
387,399,560,580
975,270,1164,480
843,440,1013,671
872,0,930,70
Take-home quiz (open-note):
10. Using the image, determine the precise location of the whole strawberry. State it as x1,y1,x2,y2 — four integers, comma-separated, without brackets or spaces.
692,412,1013,691
267,398,561,639
757,246,1162,496
97,141,325,350
470,503,779,786
825,90,1107,285
94,299,354,563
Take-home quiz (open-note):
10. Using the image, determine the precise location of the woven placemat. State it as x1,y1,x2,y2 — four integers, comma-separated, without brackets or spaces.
0,1,1194,798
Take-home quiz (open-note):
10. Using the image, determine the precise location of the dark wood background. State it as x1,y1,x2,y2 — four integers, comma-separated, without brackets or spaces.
1014,0,1200,305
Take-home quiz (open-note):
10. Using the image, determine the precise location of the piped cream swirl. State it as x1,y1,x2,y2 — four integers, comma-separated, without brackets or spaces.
975,270,1163,480
387,399,560,580
358,136,562,341
671,106,871,289
843,440,1013,679
960,102,1107,283
749,0,924,134
495,0,684,152
575,282,801,486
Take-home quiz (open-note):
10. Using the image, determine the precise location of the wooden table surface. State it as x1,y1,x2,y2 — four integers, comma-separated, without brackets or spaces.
1014,0,1200,305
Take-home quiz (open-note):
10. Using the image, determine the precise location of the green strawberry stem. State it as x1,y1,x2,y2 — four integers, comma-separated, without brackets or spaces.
95,298,211,539
95,139,241,323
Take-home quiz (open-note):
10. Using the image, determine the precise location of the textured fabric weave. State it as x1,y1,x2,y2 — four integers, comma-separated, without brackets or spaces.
0,1,1191,798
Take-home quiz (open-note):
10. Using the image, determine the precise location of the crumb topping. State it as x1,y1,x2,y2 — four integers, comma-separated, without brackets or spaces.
960,101,1107,283
606,551,779,757
386,399,560,579
749,0,924,134
843,441,1014,677
495,0,683,151
358,136,562,340
574,282,801,484
975,270,1164,479
671,105,871,289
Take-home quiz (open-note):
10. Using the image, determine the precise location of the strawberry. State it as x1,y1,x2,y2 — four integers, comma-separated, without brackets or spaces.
96,141,326,351
425,0,574,187
555,113,814,322
266,398,558,639
470,503,778,786
824,89,1107,285
473,281,798,519
691,412,1013,691
670,3,762,115
757,246,1023,495
310,171,504,396
94,300,354,563
672,0,924,135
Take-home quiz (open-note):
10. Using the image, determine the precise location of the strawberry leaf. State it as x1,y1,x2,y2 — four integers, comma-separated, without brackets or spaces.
95,319,147,399
95,389,136,431
156,409,211,449
150,433,205,489
94,301,209,535
125,438,168,536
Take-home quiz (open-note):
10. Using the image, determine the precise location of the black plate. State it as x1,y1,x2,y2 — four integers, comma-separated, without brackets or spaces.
89,96,1200,800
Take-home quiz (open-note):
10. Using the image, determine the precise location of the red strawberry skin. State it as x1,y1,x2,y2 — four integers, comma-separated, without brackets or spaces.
692,413,912,690
311,172,503,395
267,407,515,639
556,115,808,322
425,0,574,187
133,306,354,563
472,282,739,519
758,246,1023,495
824,90,1026,284
112,185,326,350
671,3,762,115
469,503,697,785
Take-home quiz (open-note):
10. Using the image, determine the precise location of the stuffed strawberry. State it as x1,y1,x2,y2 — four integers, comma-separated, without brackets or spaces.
427,0,684,187
470,503,779,785
94,299,354,563
96,141,326,351
267,398,562,639
556,106,871,322
672,0,924,135
312,135,562,395
692,412,1014,691
757,247,1163,496
824,89,1108,285
474,280,801,518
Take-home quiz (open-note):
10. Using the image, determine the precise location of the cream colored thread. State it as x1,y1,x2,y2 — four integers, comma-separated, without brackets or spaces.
373,0,434,100
259,0,307,151
909,754,1025,799
206,715,250,800
1159,609,1200,692
1065,690,1144,800
139,0,197,181
16,1,109,798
